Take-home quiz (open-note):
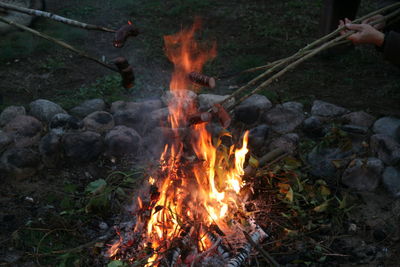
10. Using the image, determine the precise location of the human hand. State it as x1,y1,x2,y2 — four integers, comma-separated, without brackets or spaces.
362,14,386,30
339,18,385,47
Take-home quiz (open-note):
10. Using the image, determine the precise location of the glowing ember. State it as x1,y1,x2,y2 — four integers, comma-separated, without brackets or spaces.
108,19,256,266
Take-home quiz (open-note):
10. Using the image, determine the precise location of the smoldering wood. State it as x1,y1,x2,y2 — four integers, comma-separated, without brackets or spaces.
0,1,115,32
188,72,216,88
206,231,231,260
113,23,140,48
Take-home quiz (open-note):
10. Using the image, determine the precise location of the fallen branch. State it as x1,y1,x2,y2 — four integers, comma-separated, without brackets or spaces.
242,230,279,267
0,1,115,32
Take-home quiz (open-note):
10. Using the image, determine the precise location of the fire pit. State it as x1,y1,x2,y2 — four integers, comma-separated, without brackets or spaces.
106,20,268,267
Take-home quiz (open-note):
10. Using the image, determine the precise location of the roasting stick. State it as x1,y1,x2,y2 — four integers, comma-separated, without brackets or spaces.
0,1,115,32
217,2,400,110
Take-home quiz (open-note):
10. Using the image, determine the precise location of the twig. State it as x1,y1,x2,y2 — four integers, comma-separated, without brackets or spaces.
242,230,280,267
0,1,115,32
0,16,118,73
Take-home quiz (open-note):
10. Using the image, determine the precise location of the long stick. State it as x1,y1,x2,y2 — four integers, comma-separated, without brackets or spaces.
0,1,115,32
218,2,400,109
0,16,118,72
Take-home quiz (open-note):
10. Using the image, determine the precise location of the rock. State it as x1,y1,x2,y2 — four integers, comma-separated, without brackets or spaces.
0,130,12,152
62,131,103,162
0,148,40,179
105,126,142,157
269,133,299,153
39,132,62,167
83,111,114,133
262,105,304,134
144,108,170,130
113,106,143,131
342,111,376,128
198,94,234,111
110,99,163,114
206,123,225,139
49,113,83,134
162,89,197,106
372,116,400,142
248,124,269,148
382,166,400,197
303,116,325,137
282,101,303,112
307,147,352,180
311,100,349,117
29,99,66,123
69,98,106,118
341,158,383,191
0,105,26,127
234,94,272,124
4,115,42,148
340,124,368,135
370,134,400,165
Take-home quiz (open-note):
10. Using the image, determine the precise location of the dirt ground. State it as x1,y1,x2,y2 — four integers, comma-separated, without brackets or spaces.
1,0,400,266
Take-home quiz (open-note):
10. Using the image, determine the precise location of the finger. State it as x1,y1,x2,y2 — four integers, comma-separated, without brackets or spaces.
345,23,365,31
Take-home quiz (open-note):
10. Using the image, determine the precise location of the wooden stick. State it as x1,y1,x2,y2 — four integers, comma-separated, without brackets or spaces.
0,1,115,32
0,16,118,72
242,230,279,267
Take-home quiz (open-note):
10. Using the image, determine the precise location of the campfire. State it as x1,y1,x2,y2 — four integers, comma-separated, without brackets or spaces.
106,20,267,266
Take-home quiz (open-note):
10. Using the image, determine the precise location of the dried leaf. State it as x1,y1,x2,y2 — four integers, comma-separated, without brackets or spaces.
286,186,294,202
249,155,259,168
331,159,342,169
313,201,329,212
319,185,331,197
283,157,302,170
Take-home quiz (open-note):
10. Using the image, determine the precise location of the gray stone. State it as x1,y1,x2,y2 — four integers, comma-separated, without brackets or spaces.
0,148,40,179
69,98,106,118
307,147,352,180
248,124,269,148
29,99,66,123
0,106,26,127
262,105,304,134
370,134,400,165
62,131,103,162
372,117,400,142
342,111,376,128
269,133,299,153
143,108,170,130
113,106,143,131
341,124,368,135
234,94,272,124
162,89,197,106
39,131,62,168
206,123,225,139
198,94,234,111
83,111,114,133
4,115,42,148
341,158,383,191
0,130,12,152
303,116,325,137
282,101,304,112
382,166,400,197
105,125,142,157
311,100,349,117
110,99,163,114
49,113,83,134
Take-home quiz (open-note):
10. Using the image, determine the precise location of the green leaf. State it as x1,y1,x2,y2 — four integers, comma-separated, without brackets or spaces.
85,179,107,194
283,156,302,170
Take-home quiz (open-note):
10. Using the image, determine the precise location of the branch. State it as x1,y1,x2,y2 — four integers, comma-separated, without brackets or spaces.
0,1,115,32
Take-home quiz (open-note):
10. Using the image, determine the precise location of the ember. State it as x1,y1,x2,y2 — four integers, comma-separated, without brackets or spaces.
108,19,267,266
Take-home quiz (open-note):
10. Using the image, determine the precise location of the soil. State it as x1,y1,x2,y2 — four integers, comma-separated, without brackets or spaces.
0,0,400,266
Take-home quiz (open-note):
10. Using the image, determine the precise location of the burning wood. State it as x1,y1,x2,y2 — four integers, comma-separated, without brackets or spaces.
113,57,135,89
113,21,140,48
188,71,216,88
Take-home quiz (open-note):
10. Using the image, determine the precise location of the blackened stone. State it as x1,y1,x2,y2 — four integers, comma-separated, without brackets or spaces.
373,116,400,142
110,99,163,114
198,94,234,111
0,105,26,127
4,115,42,148
29,99,66,123
62,131,103,162
382,166,400,197
262,105,304,134
0,148,40,179
83,111,114,133
303,116,325,137
234,94,272,124
0,130,12,152
69,98,106,118
269,133,299,153
248,124,269,148
113,106,143,131
105,126,142,157
311,100,349,117
370,134,400,165
341,158,383,191
49,113,83,133
342,111,376,128
341,124,368,135
39,131,62,167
